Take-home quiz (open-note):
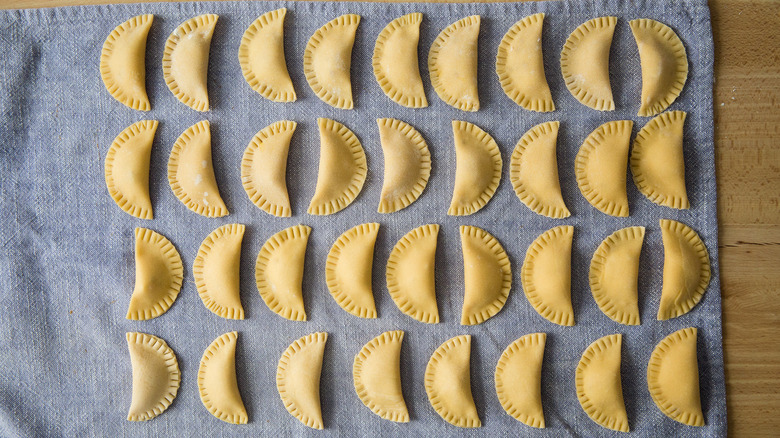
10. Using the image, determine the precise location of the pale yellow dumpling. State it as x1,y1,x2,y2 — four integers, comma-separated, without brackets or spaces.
560,17,617,111
100,15,153,110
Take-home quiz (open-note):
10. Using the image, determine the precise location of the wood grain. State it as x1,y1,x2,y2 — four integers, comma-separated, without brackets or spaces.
3,0,779,435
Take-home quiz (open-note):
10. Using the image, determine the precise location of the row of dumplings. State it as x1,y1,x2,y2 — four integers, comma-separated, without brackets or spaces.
126,327,706,430
126,219,710,326
106,111,690,221
101,10,688,115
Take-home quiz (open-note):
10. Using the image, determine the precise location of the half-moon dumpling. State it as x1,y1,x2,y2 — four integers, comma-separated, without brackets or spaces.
308,118,367,215
425,335,480,427
575,120,633,217
126,332,180,421
647,328,704,426
377,118,431,213
630,19,688,117
429,16,481,111
494,333,546,428
353,331,409,422
238,8,296,102
386,224,439,323
509,121,569,218
162,14,218,112
373,13,427,108
560,17,617,111
105,120,158,219
241,120,297,217
255,225,311,321
522,225,575,326
304,14,360,109
277,332,328,429
496,13,554,112
631,111,689,209
326,223,380,318
589,226,645,325
100,15,153,111
194,224,246,320
448,121,502,216
198,331,248,424
576,334,629,432
460,225,512,325
167,120,228,217
658,219,711,320
127,228,183,320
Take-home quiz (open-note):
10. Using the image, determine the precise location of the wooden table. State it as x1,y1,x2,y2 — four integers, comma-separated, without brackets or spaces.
4,0,779,435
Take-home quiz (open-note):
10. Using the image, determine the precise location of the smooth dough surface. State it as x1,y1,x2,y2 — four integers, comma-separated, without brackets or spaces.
495,333,546,428
658,219,711,320
198,331,248,424
100,15,153,111
127,228,183,321
277,332,328,429
589,226,645,325
353,331,409,422
303,14,360,109
459,225,512,325
429,16,481,111
425,335,480,428
576,334,629,432
522,225,575,326
377,118,431,213
575,120,633,217
647,327,704,426
326,223,380,318
162,14,218,111
193,224,246,320
105,120,158,219
255,225,311,321
238,8,296,102
496,13,554,112
560,16,617,111
241,120,297,217
386,224,440,323
373,13,427,108
448,120,502,216
126,332,180,421
167,120,228,217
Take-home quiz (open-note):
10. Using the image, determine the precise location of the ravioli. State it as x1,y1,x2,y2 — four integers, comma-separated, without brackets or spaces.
658,219,711,320
127,228,183,321
509,121,569,218
326,223,380,318
373,13,427,108
459,225,512,325
377,118,431,213
193,224,246,320
238,8,296,102
448,121,502,216
162,14,218,112
104,120,158,219
241,120,297,217
575,120,633,217
100,15,153,111
198,331,248,424
277,332,328,429
496,13,554,112
386,224,440,323
353,331,409,422
576,334,629,432
647,327,704,426
255,225,311,321
630,19,688,117
303,14,360,109
429,16,481,111
522,225,575,326
126,332,180,421
308,118,367,215
425,335,480,428
494,333,546,428
589,227,645,325
631,111,689,209
167,120,228,217
560,16,617,111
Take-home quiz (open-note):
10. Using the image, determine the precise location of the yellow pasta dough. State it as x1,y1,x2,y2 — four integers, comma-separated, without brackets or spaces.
658,219,711,320
104,120,157,219
238,8,296,102
425,335,480,428
326,223,380,319
126,228,183,321
373,13,427,108
193,224,246,320
495,333,546,428
353,331,409,422
304,14,360,109
241,120,297,217
522,225,575,326
277,332,328,429
459,225,512,325
126,332,180,421
429,16,481,111
448,121,502,216
386,224,440,323
255,225,311,321
100,15,153,111
576,334,629,432
198,331,248,424
560,16,617,111
377,118,431,213
162,14,218,112
589,226,645,325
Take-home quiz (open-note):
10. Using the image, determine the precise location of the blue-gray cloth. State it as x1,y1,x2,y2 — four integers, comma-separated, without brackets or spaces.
0,0,724,436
